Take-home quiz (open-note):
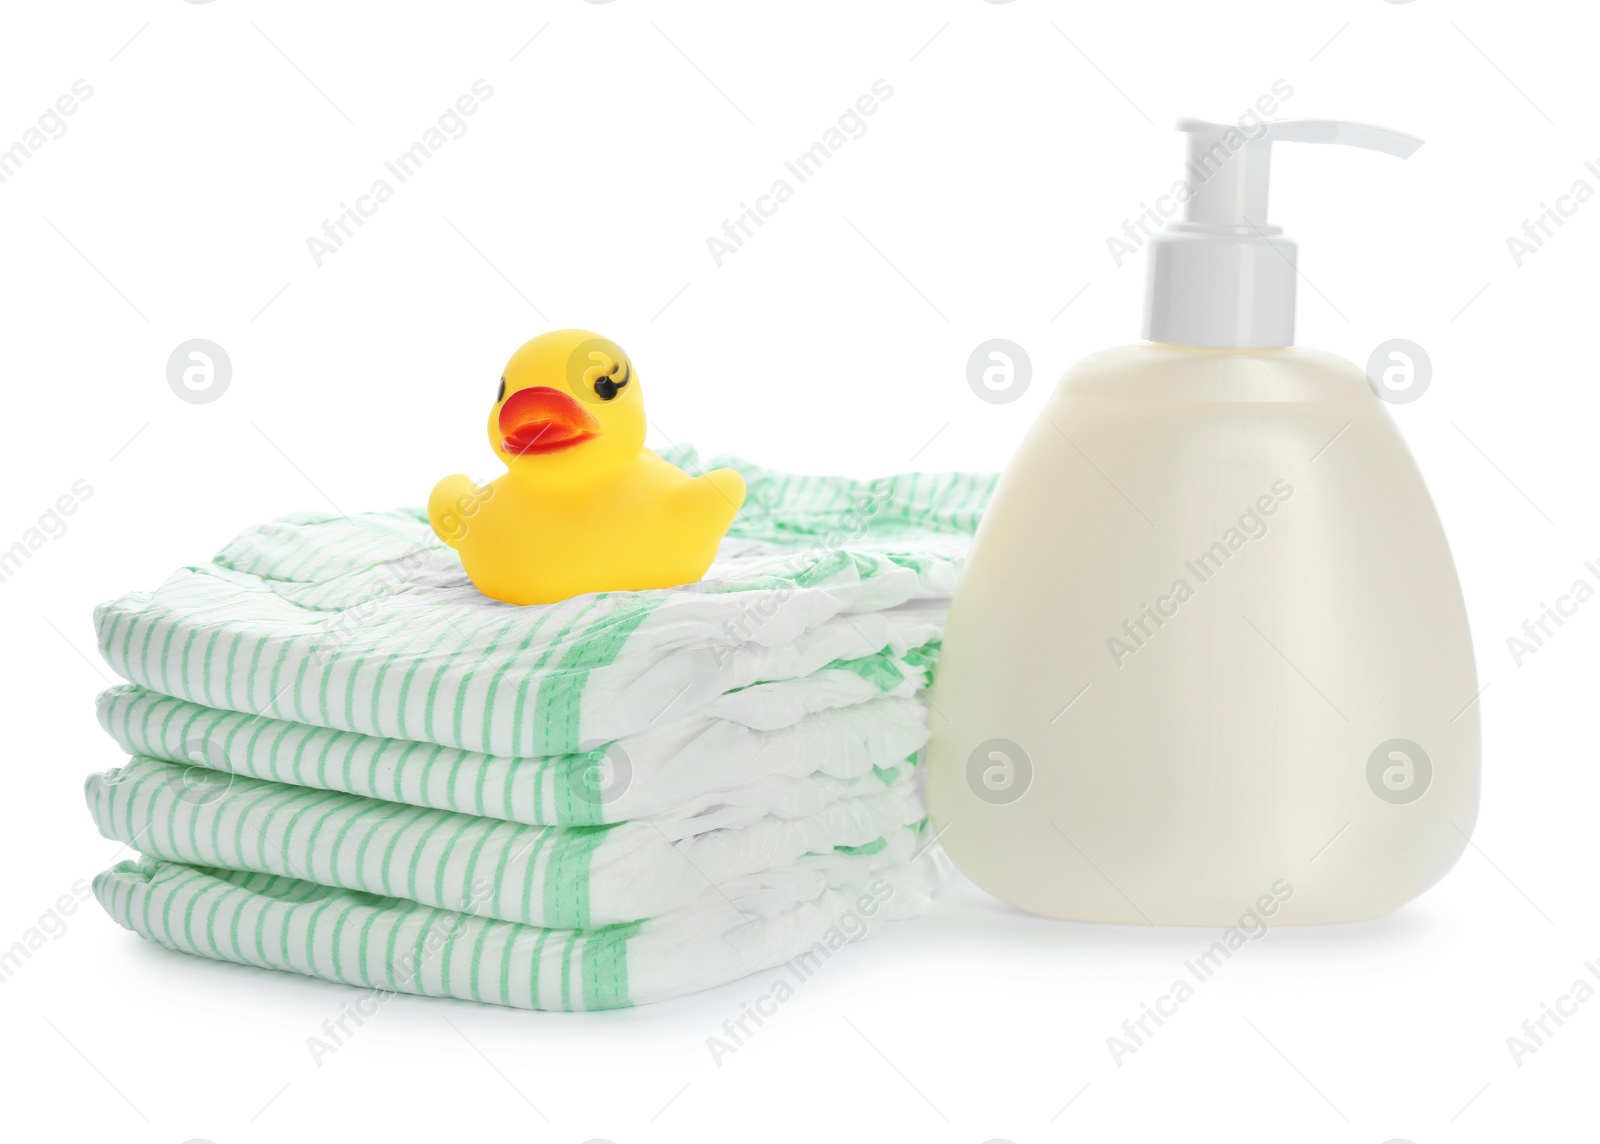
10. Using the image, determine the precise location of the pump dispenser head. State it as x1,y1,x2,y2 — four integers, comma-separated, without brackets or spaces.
1142,118,1422,350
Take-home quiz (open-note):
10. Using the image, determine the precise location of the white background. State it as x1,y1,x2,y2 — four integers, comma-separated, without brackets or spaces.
1,1,1595,1141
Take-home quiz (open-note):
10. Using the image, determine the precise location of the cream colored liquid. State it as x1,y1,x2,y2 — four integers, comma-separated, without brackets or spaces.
926,344,1480,924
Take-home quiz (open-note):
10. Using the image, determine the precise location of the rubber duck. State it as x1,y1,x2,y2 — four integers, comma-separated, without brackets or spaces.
428,330,746,605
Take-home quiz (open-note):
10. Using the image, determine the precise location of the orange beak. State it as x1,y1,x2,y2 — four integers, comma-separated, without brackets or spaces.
498,386,600,456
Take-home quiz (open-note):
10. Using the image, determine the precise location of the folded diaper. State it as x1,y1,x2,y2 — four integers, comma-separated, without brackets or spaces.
86,755,928,929
93,514,960,759
83,454,997,1008
96,682,930,827
95,835,949,1010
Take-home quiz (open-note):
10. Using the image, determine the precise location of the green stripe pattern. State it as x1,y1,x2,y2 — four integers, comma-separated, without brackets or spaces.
95,658,932,828
92,858,643,1010
85,754,929,930
83,453,995,1009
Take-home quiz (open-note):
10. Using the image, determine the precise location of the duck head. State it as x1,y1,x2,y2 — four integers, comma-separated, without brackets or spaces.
488,330,646,482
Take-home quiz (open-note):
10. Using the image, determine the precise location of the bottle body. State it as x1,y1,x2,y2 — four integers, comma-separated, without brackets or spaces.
926,343,1480,924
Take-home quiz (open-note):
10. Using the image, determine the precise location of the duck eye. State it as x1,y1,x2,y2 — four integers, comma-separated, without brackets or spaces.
593,364,629,402
497,377,506,403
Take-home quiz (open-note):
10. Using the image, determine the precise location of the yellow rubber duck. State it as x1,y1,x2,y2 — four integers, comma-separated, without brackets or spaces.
428,330,746,605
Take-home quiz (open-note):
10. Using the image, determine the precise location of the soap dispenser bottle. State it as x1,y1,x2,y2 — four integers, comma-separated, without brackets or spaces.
927,119,1479,925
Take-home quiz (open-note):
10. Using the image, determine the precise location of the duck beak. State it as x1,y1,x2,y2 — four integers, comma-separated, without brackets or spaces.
498,386,600,456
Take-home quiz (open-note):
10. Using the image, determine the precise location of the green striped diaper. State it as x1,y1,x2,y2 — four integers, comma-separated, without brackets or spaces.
83,453,996,1008
87,755,929,930
95,828,943,1011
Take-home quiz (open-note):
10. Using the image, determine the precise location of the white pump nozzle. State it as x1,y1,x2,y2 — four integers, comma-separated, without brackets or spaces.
1143,118,1423,349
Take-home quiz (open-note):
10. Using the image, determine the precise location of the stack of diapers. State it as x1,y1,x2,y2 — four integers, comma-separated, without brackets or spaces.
82,453,995,1009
